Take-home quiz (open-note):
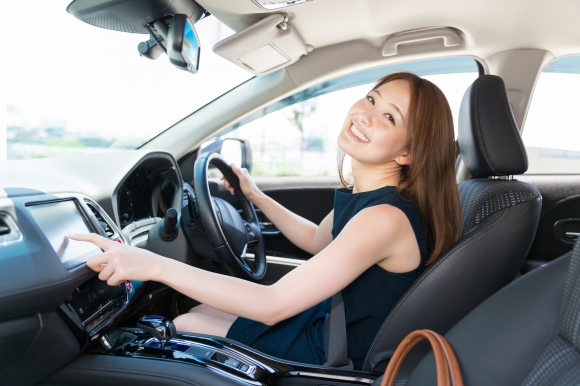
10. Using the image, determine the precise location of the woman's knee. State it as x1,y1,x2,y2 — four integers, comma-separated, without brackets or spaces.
189,303,237,322
173,312,196,332
173,310,235,337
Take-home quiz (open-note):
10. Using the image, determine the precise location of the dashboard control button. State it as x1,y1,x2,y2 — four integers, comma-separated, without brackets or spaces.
225,357,241,368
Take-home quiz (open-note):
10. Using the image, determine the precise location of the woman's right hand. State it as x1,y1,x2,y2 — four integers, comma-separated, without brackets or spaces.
221,163,263,203
68,233,166,285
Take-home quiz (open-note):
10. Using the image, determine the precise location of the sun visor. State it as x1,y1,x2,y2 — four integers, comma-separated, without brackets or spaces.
213,14,312,76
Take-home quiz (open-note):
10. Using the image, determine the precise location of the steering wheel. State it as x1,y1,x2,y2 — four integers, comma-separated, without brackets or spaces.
193,152,266,281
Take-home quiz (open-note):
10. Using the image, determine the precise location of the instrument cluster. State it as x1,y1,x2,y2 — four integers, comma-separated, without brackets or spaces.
117,166,177,229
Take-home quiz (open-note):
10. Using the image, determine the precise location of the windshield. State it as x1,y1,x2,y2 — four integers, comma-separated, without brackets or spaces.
2,0,252,160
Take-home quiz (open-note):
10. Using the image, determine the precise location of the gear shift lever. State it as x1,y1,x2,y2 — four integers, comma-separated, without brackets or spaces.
137,315,177,346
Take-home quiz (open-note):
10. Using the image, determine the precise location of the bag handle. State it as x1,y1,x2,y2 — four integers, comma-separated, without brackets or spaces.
380,329,464,386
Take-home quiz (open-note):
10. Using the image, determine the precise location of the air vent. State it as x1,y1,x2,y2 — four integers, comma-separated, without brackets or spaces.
85,200,119,240
0,213,23,246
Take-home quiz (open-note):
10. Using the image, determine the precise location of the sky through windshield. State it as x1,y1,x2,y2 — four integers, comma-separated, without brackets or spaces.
1,0,252,160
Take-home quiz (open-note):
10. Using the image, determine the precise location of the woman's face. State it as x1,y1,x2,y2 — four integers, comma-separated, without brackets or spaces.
337,79,411,167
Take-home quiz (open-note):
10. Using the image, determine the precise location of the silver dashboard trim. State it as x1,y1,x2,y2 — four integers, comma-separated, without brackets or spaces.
288,371,374,384
245,253,305,267
156,338,261,375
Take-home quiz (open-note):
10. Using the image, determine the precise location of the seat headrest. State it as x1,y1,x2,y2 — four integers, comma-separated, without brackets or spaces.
458,75,528,177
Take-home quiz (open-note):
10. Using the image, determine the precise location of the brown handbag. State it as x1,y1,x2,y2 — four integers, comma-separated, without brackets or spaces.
380,329,464,386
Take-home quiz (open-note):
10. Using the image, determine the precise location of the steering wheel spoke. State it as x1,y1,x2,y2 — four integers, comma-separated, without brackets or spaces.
244,221,261,246
236,244,253,269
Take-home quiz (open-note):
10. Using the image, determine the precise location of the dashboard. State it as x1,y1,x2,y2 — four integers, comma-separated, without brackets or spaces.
0,150,186,383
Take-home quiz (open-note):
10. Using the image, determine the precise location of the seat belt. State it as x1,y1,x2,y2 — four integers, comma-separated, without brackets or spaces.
323,292,350,367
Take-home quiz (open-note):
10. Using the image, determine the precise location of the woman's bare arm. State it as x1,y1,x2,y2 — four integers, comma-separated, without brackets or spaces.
71,204,419,325
224,164,333,255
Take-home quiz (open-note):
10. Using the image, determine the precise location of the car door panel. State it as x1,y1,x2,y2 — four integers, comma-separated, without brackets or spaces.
254,177,337,259
518,175,580,264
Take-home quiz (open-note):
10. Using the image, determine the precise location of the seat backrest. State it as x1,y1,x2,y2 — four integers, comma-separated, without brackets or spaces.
406,242,579,386
361,75,542,373
521,246,580,385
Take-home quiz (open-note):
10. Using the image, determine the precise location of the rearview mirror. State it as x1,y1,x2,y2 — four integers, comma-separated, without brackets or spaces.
167,14,200,73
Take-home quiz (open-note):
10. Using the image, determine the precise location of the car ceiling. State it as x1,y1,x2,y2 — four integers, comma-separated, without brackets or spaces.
198,0,579,60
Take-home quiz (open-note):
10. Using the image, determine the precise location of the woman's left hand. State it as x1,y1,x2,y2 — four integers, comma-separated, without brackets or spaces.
68,233,164,286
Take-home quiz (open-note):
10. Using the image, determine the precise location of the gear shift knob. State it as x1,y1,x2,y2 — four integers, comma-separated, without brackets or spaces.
137,315,177,342
160,208,178,241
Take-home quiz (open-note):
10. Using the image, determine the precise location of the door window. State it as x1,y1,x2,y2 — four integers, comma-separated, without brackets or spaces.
216,57,479,177
523,56,580,174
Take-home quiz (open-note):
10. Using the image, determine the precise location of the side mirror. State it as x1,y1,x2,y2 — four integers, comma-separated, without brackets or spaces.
167,14,200,73
202,138,253,173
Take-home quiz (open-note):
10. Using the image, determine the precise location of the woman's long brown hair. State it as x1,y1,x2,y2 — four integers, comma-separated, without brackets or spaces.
338,72,462,265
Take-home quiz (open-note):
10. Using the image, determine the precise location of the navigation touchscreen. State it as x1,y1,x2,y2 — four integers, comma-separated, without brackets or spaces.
28,200,102,269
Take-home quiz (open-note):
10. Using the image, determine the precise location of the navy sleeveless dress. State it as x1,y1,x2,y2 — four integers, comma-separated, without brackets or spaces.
226,185,429,369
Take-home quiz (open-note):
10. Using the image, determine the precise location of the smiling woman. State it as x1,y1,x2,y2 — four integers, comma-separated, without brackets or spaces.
2,0,251,160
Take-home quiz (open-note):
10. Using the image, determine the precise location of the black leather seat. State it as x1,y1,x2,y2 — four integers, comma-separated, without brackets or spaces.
406,241,580,386
360,75,542,375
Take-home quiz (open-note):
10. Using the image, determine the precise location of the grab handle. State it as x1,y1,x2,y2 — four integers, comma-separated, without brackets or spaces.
382,27,460,57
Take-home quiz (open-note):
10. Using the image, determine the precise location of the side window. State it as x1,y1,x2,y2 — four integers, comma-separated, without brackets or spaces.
523,56,580,174
220,57,479,177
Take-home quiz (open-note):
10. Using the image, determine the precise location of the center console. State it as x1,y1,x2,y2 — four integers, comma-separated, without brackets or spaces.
93,323,376,386
52,312,377,386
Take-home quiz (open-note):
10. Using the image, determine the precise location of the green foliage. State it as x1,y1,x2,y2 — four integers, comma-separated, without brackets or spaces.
287,100,317,136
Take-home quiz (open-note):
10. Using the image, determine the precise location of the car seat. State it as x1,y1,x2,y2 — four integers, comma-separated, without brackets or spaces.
405,238,580,385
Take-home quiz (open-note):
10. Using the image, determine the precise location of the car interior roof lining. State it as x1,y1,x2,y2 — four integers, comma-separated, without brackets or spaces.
199,0,580,59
